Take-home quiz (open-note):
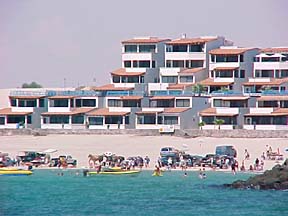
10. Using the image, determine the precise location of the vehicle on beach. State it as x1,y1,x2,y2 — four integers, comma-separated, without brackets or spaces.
0,153,15,167
160,147,179,157
50,155,77,167
215,145,237,158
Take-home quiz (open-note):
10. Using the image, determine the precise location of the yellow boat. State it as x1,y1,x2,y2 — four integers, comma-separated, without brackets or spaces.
88,170,140,175
0,168,33,176
152,171,163,177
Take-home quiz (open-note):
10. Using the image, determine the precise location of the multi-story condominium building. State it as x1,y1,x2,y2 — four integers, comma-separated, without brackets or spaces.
158,35,225,91
243,47,288,94
199,94,256,130
200,46,259,94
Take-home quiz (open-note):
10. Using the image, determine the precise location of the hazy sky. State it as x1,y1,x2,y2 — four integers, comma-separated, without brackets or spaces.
0,0,287,88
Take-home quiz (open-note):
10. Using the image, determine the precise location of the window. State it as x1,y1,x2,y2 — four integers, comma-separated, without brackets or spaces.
211,55,215,62
26,100,36,107
166,60,172,67
50,116,69,124
127,76,139,83
125,116,129,124
139,45,156,53
0,117,5,125
18,100,25,107
82,99,96,107
152,61,156,68
213,99,222,107
124,61,131,68
172,60,184,67
133,61,138,67
112,76,120,83
123,100,140,107
234,70,239,78
176,99,190,107
70,99,74,108
137,115,156,124
215,70,233,78
191,60,203,68
88,117,103,125
10,99,16,107
27,115,32,124
139,61,150,68
52,99,69,107
166,45,173,52
164,116,178,125
7,116,25,124
254,57,260,62
180,76,193,83
105,116,122,124
108,99,121,107
72,115,84,124
124,45,137,53
216,55,238,62
172,45,187,52
189,44,204,52
39,99,45,107
240,70,245,78
281,70,288,78
162,76,178,83
240,55,244,62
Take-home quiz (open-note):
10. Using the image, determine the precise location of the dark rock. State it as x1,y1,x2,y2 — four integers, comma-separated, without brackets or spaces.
225,160,288,190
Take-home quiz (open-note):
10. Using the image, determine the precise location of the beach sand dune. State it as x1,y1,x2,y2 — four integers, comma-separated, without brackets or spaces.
0,134,287,170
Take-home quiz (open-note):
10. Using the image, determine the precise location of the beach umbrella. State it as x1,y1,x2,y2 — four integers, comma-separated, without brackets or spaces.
40,149,57,154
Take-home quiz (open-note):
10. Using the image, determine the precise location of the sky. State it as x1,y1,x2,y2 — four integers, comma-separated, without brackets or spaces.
0,0,287,88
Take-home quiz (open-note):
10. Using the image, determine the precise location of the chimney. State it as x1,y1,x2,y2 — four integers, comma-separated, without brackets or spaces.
181,33,186,39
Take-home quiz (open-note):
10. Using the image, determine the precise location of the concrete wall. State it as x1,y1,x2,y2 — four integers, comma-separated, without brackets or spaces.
2,128,288,138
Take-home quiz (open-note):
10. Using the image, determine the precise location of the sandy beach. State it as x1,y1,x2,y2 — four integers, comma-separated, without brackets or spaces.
0,134,287,170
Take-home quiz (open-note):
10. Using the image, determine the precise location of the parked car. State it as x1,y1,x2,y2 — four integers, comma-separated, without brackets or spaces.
160,147,179,157
215,145,237,158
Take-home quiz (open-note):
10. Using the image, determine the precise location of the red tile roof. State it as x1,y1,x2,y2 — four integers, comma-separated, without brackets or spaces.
92,84,134,91
86,108,130,116
150,96,175,100
0,108,32,115
163,108,190,113
9,96,45,99
199,78,233,86
242,78,288,86
135,111,162,115
41,108,94,116
213,67,239,71
111,68,145,76
261,48,288,53
257,95,288,101
209,48,255,55
120,96,143,100
199,108,238,116
178,67,204,74
122,37,170,44
166,37,217,45
167,83,194,90
48,96,75,99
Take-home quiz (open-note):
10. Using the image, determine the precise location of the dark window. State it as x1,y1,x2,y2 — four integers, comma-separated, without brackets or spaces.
89,117,103,125
191,60,203,68
108,99,121,107
82,99,96,107
70,99,74,108
26,100,37,107
105,116,122,124
50,116,69,124
164,116,178,125
240,55,244,62
112,76,121,83
162,76,178,83
124,45,137,53
27,115,32,124
125,116,129,124
124,61,131,68
72,115,84,124
189,44,204,52
166,60,172,67
76,99,81,107
176,99,190,107
152,61,156,68
18,100,25,107
172,60,184,67
137,115,156,124
180,76,193,83
0,117,5,125
211,55,215,62
172,45,187,52
139,45,156,53
7,116,25,124
10,99,17,107
133,61,138,67
240,70,245,78
39,99,45,107
234,70,239,78
139,61,150,68
53,99,68,107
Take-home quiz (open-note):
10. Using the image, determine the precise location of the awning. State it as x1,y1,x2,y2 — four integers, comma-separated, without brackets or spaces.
150,96,175,100
120,96,143,100
111,68,145,76
87,108,130,116
213,67,239,71
0,108,32,116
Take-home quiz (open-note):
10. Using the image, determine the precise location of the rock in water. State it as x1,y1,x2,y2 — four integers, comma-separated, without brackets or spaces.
225,159,288,190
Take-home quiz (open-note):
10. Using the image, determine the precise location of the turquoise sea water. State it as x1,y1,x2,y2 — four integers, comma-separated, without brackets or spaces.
1,170,287,216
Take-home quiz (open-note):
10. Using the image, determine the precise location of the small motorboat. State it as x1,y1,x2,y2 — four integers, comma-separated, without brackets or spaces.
87,166,140,175
0,168,33,176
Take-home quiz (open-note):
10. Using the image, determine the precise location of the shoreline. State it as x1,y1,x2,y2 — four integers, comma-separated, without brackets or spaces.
1,134,287,172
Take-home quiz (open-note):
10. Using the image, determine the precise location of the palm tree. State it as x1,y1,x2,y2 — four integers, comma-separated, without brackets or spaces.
213,118,225,130
198,121,205,130
193,83,205,96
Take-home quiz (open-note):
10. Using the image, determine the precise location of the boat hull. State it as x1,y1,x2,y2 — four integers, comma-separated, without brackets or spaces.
0,170,33,176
